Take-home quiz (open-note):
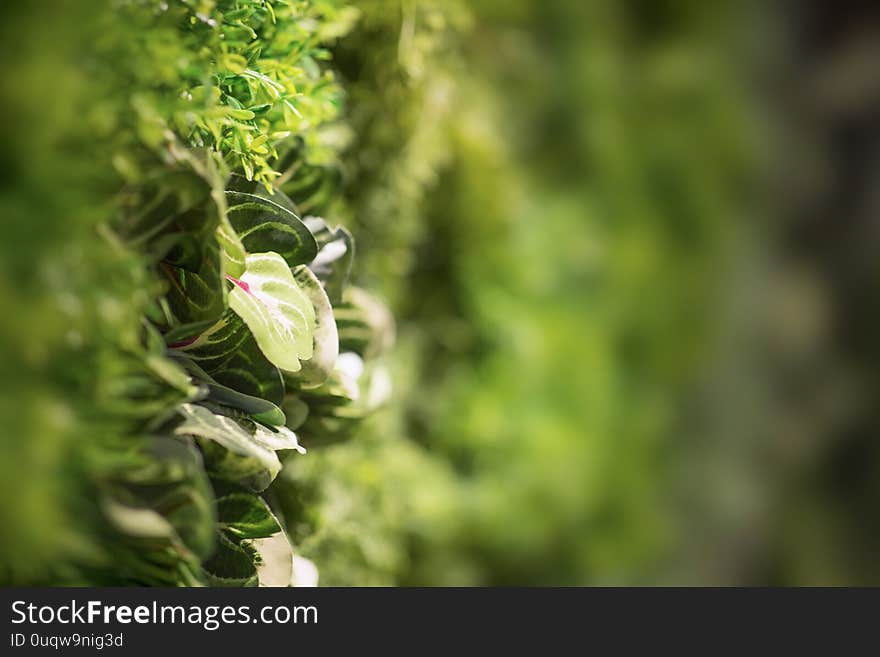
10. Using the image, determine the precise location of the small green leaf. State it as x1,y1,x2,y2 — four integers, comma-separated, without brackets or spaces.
220,53,249,74
204,382,286,426
227,108,256,121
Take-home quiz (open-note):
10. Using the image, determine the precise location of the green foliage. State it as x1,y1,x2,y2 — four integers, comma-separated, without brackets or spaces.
10,0,857,588
225,190,318,265
0,0,391,586
275,0,756,586
103,0,358,189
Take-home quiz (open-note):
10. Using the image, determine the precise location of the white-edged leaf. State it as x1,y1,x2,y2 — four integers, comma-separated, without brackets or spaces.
174,404,304,483
228,252,315,373
303,216,354,304
212,492,297,587
252,423,306,454
225,190,318,267
290,264,339,388
253,532,294,587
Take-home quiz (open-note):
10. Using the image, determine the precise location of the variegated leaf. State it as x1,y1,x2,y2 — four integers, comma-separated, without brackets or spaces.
174,404,304,487
225,191,317,266
169,352,285,425
228,252,315,373
171,312,286,407
206,493,296,587
163,236,227,324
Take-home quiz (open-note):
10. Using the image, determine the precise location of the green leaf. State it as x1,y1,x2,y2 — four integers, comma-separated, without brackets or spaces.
227,108,256,121
163,237,227,324
202,532,259,587
174,403,304,486
217,493,280,539
171,312,286,406
220,53,249,74
168,312,247,371
200,440,276,493
141,322,201,397
115,171,210,249
204,382,286,426
102,498,175,539
143,354,199,397
163,318,218,347
225,191,318,266
210,493,296,587
169,348,285,423
157,188,243,322
293,366,362,447
280,163,342,216
213,179,247,279
211,336,286,407
228,252,316,373
293,356,391,447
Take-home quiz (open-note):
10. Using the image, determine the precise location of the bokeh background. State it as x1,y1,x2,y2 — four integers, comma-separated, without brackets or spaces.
3,0,880,585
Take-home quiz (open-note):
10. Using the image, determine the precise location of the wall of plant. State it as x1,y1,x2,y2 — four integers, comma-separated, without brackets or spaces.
0,0,391,586
4,0,878,587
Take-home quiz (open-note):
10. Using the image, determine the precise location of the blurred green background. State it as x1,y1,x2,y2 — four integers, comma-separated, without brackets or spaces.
3,0,880,585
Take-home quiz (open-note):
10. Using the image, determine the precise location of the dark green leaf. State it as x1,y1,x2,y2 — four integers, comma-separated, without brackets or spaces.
172,312,286,406
225,191,318,266
217,493,281,539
